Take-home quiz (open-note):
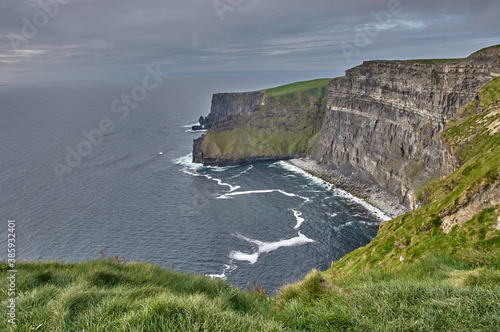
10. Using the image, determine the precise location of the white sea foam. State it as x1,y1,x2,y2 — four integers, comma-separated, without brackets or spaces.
277,161,390,221
229,251,259,264
173,153,204,171
185,129,207,133
276,161,334,190
207,263,237,280
173,153,240,191
330,188,390,221
333,221,355,232
292,209,305,229
359,220,380,226
326,212,338,218
182,123,200,128
217,189,310,202
230,232,314,264
230,165,253,179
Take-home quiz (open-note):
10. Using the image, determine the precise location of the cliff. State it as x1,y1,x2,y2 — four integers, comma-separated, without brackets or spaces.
200,90,266,129
193,79,330,166
312,45,500,213
193,45,500,216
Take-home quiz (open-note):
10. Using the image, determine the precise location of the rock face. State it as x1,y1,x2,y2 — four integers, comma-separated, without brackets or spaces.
200,90,265,128
193,45,500,214
313,46,500,211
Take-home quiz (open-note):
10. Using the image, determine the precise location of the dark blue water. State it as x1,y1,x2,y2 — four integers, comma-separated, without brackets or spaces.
0,75,386,292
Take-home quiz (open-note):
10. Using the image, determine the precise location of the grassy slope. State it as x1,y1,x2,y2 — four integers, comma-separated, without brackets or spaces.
200,79,331,160
0,260,281,331
1,255,499,331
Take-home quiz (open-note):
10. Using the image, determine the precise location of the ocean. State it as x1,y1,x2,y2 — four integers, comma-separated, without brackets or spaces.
0,74,387,293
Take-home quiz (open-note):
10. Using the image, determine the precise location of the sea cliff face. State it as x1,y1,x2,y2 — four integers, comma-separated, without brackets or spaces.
193,46,500,215
313,46,499,211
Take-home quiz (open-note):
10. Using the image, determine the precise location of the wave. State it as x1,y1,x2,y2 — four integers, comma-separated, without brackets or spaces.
229,232,314,264
359,220,380,226
217,189,310,202
333,220,355,232
185,129,207,133
292,209,305,229
173,153,204,171
229,165,253,179
229,251,259,264
182,123,200,128
330,189,390,221
276,161,334,190
173,153,240,191
276,161,390,221
207,263,237,280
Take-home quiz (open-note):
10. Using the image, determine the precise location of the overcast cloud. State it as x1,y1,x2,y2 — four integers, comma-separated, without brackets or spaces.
1,0,499,83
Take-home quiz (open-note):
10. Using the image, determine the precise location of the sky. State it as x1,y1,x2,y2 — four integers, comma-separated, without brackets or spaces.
1,0,499,83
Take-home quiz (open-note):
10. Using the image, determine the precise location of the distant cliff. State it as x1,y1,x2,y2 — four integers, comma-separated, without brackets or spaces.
193,45,500,215
200,91,265,129
193,79,330,166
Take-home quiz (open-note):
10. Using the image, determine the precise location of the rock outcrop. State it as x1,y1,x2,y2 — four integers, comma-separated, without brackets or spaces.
200,90,265,128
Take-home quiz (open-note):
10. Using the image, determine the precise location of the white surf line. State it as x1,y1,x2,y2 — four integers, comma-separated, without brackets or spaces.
292,209,305,229
207,263,237,280
278,161,390,221
173,153,240,191
217,189,311,202
229,251,260,264
229,232,315,264
333,220,355,232
181,122,200,128
229,165,253,179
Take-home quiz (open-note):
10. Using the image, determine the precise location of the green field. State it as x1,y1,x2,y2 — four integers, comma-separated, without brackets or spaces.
266,78,332,97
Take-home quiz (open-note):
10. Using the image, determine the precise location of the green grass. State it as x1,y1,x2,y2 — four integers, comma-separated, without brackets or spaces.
2,254,499,331
400,58,465,65
0,259,281,331
266,78,331,97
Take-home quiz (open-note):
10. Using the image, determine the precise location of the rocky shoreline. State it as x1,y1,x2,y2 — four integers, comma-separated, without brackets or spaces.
287,157,408,218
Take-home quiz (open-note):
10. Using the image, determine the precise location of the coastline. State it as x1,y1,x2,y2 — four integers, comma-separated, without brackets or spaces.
287,157,408,219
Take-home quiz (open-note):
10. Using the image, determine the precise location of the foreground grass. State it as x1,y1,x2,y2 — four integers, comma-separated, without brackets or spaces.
1,254,499,331
0,260,279,331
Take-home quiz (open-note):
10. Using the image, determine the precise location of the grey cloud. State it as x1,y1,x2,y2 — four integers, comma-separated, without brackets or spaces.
0,0,499,83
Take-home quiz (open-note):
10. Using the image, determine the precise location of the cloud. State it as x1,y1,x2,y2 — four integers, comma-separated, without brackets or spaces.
0,0,499,82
